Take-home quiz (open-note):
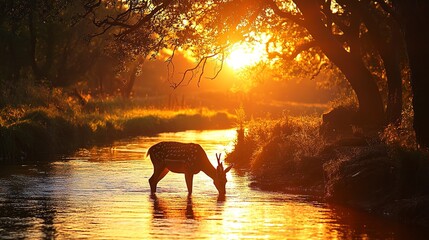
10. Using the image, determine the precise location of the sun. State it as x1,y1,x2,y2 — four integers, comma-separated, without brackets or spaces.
225,41,267,70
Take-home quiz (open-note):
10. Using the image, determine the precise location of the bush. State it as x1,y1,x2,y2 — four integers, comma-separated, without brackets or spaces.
380,102,417,149
227,115,327,192
323,144,397,207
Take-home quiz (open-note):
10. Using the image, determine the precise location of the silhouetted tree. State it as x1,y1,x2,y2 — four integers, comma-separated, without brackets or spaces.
267,0,386,127
0,0,97,86
85,0,419,132
391,0,429,148
335,0,404,125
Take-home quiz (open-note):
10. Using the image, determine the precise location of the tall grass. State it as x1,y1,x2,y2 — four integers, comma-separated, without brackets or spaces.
227,104,423,195
226,101,429,225
226,114,326,192
0,86,235,164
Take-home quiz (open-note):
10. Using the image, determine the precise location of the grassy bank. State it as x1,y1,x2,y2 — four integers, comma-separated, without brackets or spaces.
227,114,429,226
0,95,235,164
227,115,326,194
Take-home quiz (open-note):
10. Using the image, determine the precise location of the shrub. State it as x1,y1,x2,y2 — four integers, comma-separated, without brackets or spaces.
380,102,417,149
227,114,326,191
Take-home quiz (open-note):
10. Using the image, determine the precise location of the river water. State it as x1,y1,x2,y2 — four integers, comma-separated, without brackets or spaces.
0,129,427,239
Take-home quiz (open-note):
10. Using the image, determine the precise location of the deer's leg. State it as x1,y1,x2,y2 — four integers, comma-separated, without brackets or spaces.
157,168,169,182
185,173,194,195
149,166,165,194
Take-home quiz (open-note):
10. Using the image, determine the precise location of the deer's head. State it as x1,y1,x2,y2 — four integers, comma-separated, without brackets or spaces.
213,153,233,195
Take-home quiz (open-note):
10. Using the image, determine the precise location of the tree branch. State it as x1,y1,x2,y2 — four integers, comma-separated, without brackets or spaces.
311,61,329,80
166,46,177,86
266,0,306,26
291,41,317,58
170,53,220,89
266,37,316,60
83,0,101,18
117,0,174,37
207,53,224,80
322,0,333,32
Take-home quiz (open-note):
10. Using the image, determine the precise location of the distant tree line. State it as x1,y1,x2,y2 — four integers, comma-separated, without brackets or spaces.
0,0,147,100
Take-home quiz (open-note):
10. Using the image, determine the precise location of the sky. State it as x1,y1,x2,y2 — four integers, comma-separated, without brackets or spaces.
130,42,335,116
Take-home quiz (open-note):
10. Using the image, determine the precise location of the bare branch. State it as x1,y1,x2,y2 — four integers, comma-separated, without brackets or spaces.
90,23,114,37
167,52,224,89
166,46,177,87
85,0,174,38
207,53,224,80
100,15,135,29
197,58,208,87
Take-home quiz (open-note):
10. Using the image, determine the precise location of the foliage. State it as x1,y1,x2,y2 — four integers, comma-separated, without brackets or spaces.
92,1,411,127
228,114,324,168
0,0,149,97
380,98,417,149
1,0,414,126
226,114,326,193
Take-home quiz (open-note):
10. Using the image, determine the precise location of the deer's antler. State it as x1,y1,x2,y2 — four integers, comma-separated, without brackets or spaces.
216,153,222,165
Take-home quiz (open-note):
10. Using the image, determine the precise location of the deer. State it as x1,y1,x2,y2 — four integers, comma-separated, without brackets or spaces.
146,141,233,196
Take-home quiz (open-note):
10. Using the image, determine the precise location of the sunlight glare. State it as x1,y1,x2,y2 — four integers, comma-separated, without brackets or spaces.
225,42,267,70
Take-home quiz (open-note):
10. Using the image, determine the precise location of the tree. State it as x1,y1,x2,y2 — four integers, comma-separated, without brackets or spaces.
0,0,106,87
86,0,412,130
83,0,184,96
193,0,403,128
391,0,429,148
261,0,385,127
332,0,404,125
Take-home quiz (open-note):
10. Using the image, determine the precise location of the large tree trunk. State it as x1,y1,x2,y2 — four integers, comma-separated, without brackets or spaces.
359,3,403,124
392,0,429,148
384,31,403,125
295,0,385,128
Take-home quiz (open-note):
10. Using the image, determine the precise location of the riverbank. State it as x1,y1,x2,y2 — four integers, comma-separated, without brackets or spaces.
226,114,429,227
3,129,425,239
0,100,235,164
323,142,429,227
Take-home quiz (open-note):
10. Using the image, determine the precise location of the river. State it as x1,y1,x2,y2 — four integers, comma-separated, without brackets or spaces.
0,129,427,239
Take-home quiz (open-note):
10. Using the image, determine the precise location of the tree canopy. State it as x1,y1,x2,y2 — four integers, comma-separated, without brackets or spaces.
2,0,429,148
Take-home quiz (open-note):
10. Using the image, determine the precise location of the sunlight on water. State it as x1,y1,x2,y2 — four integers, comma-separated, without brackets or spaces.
0,129,427,239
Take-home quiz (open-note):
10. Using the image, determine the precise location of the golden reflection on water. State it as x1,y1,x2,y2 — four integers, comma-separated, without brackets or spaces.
0,129,426,239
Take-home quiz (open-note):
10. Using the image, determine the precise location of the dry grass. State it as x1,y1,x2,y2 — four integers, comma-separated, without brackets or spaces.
0,89,235,164
226,114,327,193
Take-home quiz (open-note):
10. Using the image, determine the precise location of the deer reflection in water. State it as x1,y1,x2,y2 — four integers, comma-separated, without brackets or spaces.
150,195,196,220
185,197,195,219
146,142,233,196
151,195,167,219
